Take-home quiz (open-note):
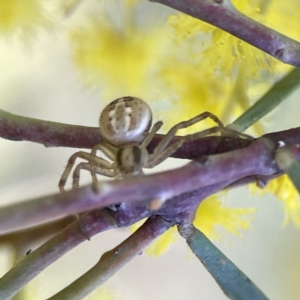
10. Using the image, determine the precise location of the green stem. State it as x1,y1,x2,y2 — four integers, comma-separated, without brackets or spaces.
179,224,269,300
230,68,300,132
49,216,172,300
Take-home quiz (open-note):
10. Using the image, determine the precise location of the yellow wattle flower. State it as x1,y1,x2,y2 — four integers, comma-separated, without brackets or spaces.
168,12,290,78
144,226,178,257
250,175,300,227
194,196,256,242
0,0,50,39
69,15,172,100
167,8,292,135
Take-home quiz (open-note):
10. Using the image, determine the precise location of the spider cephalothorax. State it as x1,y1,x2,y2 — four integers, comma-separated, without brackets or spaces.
59,96,224,191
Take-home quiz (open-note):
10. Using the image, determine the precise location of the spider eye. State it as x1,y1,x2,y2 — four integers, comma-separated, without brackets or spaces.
99,96,152,147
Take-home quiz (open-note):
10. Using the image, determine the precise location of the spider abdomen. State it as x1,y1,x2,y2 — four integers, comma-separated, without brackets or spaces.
99,96,152,147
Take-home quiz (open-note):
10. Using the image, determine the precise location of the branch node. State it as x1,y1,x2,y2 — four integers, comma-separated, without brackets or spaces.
274,48,285,59
178,222,194,239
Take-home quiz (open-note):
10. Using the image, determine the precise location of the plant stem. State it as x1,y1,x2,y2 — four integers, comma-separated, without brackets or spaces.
0,209,117,300
230,68,300,132
48,216,172,300
0,138,277,234
179,224,269,300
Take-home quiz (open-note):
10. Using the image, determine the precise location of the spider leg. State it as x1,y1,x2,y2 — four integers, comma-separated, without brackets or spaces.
89,143,117,183
91,143,116,161
146,125,255,169
182,126,224,142
183,126,254,142
153,112,224,156
145,139,184,168
141,121,163,147
72,162,114,189
59,151,112,192
70,160,114,241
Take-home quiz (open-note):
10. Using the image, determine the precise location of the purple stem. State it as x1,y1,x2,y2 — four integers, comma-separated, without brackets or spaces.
0,109,101,149
0,178,231,298
1,108,300,159
0,138,278,234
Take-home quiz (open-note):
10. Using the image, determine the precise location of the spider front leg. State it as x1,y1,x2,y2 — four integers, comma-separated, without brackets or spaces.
145,112,224,168
91,143,116,161
145,139,185,168
141,121,163,147
153,111,223,156
59,151,113,192
89,143,117,183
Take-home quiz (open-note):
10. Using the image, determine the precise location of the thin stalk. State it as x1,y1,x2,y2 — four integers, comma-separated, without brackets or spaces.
0,210,116,300
179,224,269,300
49,216,172,300
229,68,300,132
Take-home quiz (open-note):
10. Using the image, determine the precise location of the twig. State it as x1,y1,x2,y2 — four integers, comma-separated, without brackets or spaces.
149,0,300,67
1,108,300,159
0,109,101,149
0,180,231,299
230,68,300,132
179,224,269,300
48,216,172,300
0,107,252,157
0,138,278,234
0,209,117,300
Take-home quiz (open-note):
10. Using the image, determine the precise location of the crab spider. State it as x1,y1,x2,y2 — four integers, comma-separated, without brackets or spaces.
59,96,226,192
